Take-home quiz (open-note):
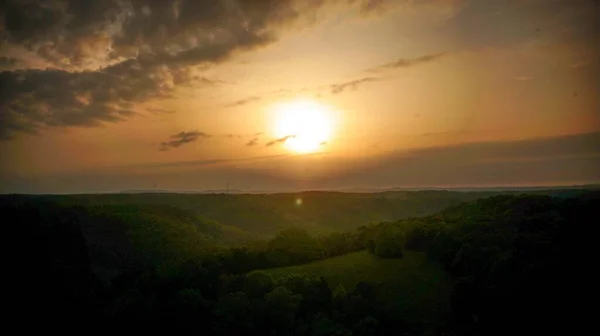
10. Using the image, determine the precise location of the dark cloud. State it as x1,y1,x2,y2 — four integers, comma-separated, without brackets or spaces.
159,130,211,151
266,135,295,146
330,77,380,94
226,96,262,107
246,138,259,146
0,0,421,139
1,0,389,71
367,53,446,73
0,58,263,139
319,132,600,187
0,57,20,70
0,0,298,70
1,0,385,139
0,61,172,139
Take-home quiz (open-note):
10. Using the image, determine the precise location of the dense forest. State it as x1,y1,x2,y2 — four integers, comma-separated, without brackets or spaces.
4,189,591,334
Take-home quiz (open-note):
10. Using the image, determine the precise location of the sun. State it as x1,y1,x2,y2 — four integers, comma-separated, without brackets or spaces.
272,99,334,154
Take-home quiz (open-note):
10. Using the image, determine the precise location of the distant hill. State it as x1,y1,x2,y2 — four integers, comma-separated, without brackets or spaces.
42,188,597,235
118,184,600,195
45,191,479,235
119,189,247,194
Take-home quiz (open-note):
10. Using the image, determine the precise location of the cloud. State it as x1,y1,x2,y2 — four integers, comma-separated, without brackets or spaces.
120,154,291,169
5,132,599,193
147,108,176,114
0,56,249,139
319,131,600,187
1,0,394,72
358,0,391,13
516,76,533,81
321,53,448,96
221,132,262,139
367,53,447,73
246,138,259,146
0,57,20,70
1,0,393,139
0,0,463,139
0,62,169,139
159,130,211,151
266,135,296,147
226,96,262,107
330,77,381,94
0,0,295,71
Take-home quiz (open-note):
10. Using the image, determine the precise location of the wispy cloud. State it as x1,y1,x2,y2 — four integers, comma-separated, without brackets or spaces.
121,154,292,169
266,135,296,147
366,53,447,73
330,77,381,94
327,52,447,95
147,108,176,114
246,138,259,146
359,0,391,14
225,96,262,108
159,131,211,151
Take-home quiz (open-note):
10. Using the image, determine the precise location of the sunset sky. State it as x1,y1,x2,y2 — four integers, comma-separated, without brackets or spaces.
1,0,599,193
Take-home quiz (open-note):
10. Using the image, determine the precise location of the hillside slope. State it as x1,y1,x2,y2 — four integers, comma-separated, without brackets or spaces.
266,250,452,323
2,197,257,284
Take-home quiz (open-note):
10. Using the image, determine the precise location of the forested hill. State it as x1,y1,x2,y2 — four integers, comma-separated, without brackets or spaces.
4,190,595,334
11,188,594,235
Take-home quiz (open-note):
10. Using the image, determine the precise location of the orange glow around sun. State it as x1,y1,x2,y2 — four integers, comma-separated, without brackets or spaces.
272,99,335,154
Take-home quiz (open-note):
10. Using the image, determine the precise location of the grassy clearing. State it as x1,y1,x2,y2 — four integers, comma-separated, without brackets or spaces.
266,250,452,322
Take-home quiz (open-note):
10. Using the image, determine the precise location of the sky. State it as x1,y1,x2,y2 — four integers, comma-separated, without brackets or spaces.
0,0,599,193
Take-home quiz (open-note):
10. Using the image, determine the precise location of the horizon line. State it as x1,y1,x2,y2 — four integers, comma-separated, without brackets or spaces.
2,183,599,196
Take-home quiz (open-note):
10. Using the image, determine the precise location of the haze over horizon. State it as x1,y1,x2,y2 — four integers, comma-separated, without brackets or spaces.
1,0,599,194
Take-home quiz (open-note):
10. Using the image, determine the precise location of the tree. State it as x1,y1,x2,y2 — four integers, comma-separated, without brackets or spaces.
243,270,275,299
268,228,323,264
265,286,302,328
215,291,252,333
372,225,404,258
